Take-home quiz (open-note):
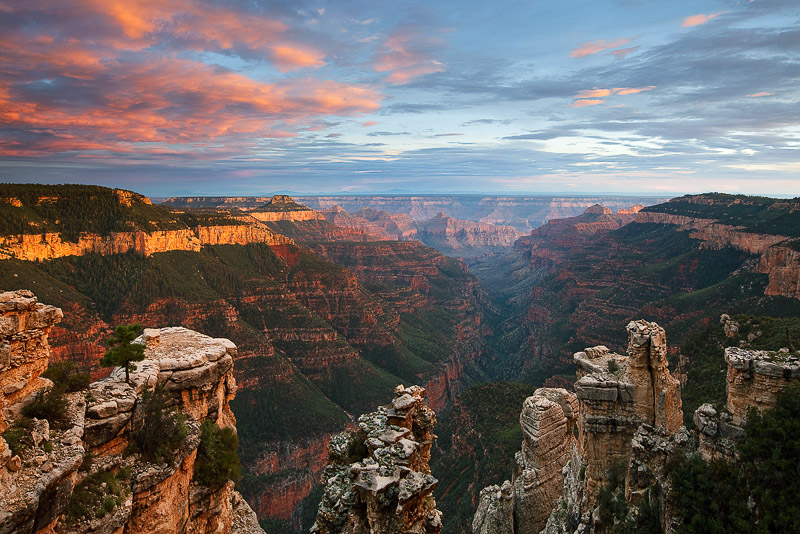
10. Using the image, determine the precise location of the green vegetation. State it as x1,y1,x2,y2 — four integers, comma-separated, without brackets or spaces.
22,387,68,425
432,382,534,534
0,183,184,241
42,360,90,392
2,417,33,456
669,385,800,533
598,461,662,534
100,323,145,384
65,467,131,524
644,193,800,237
680,314,800,426
194,420,241,488
128,387,187,464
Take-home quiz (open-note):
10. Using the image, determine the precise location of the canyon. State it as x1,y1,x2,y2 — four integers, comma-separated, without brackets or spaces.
0,185,491,532
3,186,800,533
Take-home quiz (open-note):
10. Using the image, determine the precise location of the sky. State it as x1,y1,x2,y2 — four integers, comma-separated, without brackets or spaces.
0,0,798,197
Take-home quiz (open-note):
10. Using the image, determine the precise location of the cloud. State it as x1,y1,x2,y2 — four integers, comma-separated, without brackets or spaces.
433,133,463,137
373,24,446,84
362,121,379,127
746,92,774,97
0,1,382,156
574,88,613,99
572,99,605,107
612,86,656,95
612,47,640,58
570,38,631,58
682,12,723,28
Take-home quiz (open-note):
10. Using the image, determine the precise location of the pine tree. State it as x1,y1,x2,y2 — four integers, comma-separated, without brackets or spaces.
100,323,145,384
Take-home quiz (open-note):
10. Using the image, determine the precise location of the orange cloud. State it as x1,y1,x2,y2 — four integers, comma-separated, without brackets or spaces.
612,86,656,95
0,55,381,155
681,12,723,28
270,46,326,72
374,27,446,84
0,1,378,156
570,38,631,58
362,121,379,127
746,92,774,98
574,88,613,99
572,99,605,108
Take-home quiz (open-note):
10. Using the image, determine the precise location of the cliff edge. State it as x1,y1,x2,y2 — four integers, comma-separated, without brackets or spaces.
0,290,265,534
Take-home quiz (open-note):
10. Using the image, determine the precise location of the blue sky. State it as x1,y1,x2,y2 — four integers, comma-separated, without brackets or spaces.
0,0,798,196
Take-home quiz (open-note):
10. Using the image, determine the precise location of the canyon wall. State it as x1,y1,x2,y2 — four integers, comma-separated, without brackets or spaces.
0,291,263,534
0,224,291,262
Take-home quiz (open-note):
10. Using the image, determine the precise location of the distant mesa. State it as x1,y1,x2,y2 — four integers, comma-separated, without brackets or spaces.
583,204,612,215
250,195,323,222
617,204,644,215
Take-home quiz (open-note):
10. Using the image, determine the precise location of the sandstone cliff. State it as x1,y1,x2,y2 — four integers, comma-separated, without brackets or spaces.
475,319,800,534
0,291,264,534
311,385,442,534
0,222,292,262
474,320,684,534
250,195,324,223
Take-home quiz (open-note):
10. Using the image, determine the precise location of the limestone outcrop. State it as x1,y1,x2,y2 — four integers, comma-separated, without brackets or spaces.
250,195,324,222
0,222,291,262
695,345,800,461
311,385,442,534
472,388,579,534
475,320,685,534
0,291,264,534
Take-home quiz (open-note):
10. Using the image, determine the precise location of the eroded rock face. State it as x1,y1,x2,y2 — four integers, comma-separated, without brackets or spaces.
472,388,578,534
0,293,263,534
311,385,442,534
0,223,291,262
573,320,682,505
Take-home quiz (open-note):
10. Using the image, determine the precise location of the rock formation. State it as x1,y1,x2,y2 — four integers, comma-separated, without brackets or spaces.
475,318,800,534
473,388,579,534
474,320,684,534
311,385,442,534
695,345,800,462
0,290,264,534
250,195,324,222
0,222,291,262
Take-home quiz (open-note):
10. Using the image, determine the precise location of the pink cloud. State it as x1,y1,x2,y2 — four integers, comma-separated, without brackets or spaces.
681,12,723,28
0,1,382,156
746,92,774,98
373,26,446,84
362,121,379,127
570,38,631,58
612,46,639,58
612,86,656,95
574,88,613,99
572,99,605,108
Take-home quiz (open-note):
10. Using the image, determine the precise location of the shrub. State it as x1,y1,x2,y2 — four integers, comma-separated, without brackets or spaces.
194,419,241,488
42,360,90,392
21,387,68,425
129,386,187,464
65,469,130,524
2,417,33,456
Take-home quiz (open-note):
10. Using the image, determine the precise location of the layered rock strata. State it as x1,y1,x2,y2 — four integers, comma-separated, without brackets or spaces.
476,320,685,534
311,385,442,534
0,292,264,534
473,388,579,534
695,345,800,461
0,223,291,261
